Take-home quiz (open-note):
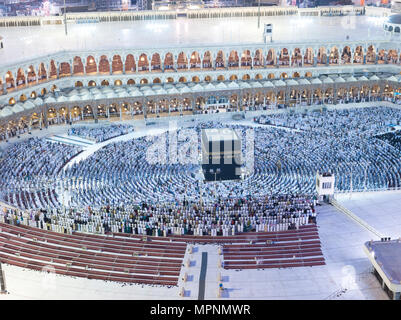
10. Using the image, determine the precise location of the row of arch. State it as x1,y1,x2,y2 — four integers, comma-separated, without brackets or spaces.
3,83,399,135
8,71,314,105
1,45,401,93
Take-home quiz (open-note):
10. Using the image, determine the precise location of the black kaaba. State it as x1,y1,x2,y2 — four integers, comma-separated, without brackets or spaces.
201,128,242,181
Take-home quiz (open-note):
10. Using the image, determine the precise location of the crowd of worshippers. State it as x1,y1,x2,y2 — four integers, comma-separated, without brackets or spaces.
59,106,401,210
0,194,317,236
2,106,401,213
375,129,401,151
0,137,80,187
68,124,134,143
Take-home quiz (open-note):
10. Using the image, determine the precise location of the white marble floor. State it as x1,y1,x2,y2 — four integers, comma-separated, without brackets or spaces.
336,190,401,240
0,15,388,66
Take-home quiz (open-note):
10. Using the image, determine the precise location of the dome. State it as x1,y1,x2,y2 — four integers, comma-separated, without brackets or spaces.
387,14,401,25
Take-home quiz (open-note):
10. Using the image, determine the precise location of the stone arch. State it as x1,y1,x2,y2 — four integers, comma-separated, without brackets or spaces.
138,54,149,72
293,72,300,78
195,96,206,112
98,55,110,74
266,91,275,104
189,51,201,69
49,60,57,79
304,48,314,66
313,88,323,103
59,62,71,78
353,46,364,64
278,48,289,66
229,93,238,109
255,73,263,80
215,50,225,69
127,79,135,85
240,50,252,68
217,75,225,82
8,97,16,105
242,74,250,80
305,71,312,78
47,107,57,120
88,80,97,87
371,84,380,97
30,91,37,99
58,106,68,118
267,73,275,79
73,56,84,75
202,51,212,69
140,78,148,84
83,105,94,118
317,47,327,65
178,76,187,83
177,52,188,70
387,49,398,64
192,75,200,82
16,68,26,87
101,79,109,86
114,79,122,86
164,52,174,71
86,56,97,74
153,77,161,83
291,48,302,67
384,83,393,96
166,77,174,83
96,105,106,118
266,49,275,67
377,49,386,64
27,65,36,84
112,55,123,74
132,101,144,116
229,74,238,81
341,46,352,64
337,87,347,100
288,89,298,104
108,103,119,117
40,88,47,95
276,90,285,104
151,53,161,72
75,81,83,87
38,63,47,81
253,49,264,68
228,50,239,68
366,45,376,64
300,89,311,103
324,87,334,101
329,47,339,65
19,94,27,102
125,54,136,73
204,75,212,82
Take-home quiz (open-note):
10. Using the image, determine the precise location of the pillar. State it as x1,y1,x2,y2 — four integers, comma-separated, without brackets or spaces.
93,104,98,123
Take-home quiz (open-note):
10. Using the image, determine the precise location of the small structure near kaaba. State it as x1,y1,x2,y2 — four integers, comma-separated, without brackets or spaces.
364,239,401,300
201,128,242,181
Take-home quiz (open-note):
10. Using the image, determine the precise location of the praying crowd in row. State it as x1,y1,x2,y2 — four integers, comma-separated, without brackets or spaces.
68,124,134,143
0,106,401,236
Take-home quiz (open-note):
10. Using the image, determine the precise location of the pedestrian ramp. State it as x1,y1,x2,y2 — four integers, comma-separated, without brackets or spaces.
46,134,96,148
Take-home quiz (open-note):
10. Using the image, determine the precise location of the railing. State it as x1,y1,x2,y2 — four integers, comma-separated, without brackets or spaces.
0,5,369,28
330,197,384,239
334,186,401,194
